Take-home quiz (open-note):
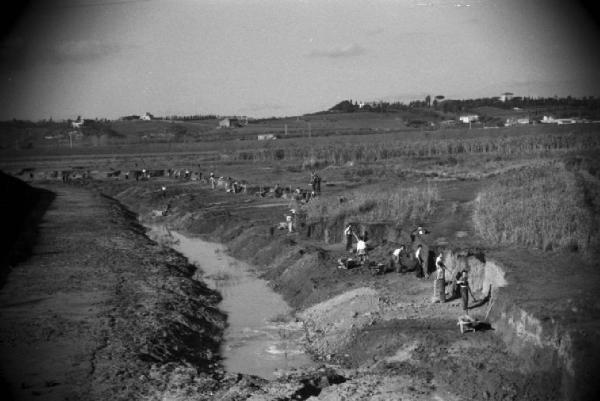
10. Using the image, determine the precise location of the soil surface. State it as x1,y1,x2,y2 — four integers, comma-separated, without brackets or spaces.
0,183,225,400
104,177,572,400
1,169,598,400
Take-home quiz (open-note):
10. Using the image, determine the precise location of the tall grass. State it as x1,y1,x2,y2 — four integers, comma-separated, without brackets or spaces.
230,130,600,165
303,184,440,225
473,165,596,252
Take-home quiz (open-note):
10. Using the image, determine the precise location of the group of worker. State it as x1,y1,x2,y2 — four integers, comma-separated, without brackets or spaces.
343,223,477,315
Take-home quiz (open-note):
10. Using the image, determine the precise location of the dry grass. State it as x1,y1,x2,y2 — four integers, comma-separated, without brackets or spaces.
473,164,596,252
229,129,600,166
303,183,440,225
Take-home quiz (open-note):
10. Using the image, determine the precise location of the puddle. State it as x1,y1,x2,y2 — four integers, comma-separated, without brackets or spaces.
148,226,315,378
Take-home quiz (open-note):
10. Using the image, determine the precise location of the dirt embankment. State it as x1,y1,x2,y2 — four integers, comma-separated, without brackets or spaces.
0,181,227,400
104,180,591,401
0,171,54,287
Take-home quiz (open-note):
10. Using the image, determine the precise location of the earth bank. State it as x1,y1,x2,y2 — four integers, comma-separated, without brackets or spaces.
0,180,227,400
2,172,597,400
100,178,592,400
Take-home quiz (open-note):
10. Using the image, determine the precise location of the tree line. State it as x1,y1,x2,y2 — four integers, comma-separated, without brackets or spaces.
329,96,600,117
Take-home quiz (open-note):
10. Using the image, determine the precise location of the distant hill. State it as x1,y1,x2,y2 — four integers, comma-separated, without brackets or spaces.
323,96,600,121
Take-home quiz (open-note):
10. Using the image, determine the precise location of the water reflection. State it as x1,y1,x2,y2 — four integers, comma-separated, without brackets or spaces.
148,226,315,378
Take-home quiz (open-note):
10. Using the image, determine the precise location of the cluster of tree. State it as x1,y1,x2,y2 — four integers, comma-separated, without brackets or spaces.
0,119,69,129
328,99,411,113
329,95,600,118
437,96,600,116
80,120,123,138
120,115,141,120
160,114,218,121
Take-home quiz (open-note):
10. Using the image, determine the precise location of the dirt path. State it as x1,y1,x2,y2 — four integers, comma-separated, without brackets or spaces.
0,184,225,401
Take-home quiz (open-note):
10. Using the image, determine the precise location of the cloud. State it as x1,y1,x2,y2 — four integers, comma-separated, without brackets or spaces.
307,43,366,59
0,37,129,71
50,39,124,63
40,0,151,10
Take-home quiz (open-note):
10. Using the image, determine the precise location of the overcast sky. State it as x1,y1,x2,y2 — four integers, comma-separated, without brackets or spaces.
1,0,599,120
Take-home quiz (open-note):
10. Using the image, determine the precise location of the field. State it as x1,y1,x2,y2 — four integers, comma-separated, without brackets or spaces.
1,117,600,400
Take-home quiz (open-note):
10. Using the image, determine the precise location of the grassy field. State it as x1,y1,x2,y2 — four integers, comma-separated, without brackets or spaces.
303,183,440,225
473,162,599,253
2,116,599,257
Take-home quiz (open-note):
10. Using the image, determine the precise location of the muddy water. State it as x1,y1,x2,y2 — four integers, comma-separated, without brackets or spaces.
149,227,315,378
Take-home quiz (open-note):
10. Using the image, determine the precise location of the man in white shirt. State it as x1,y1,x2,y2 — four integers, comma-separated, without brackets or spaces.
415,245,424,276
354,233,368,265
391,246,405,272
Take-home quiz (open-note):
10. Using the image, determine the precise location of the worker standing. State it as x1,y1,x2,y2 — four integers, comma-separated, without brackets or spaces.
354,233,368,265
456,270,477,315
415,244,424,278
210,172,216,189
344,224,354,252
432,251,446,303
391,246,405,273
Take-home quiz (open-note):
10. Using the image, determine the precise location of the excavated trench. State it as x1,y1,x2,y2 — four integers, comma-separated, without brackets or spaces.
146,225,316,379
304,216,585,399
441,250,587,401
122,190,591,400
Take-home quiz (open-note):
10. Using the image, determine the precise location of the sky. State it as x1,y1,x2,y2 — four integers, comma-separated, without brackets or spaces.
0,0,599,120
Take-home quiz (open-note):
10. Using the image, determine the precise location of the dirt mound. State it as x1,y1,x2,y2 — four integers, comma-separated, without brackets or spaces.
336,318,561,401
300,287,382,358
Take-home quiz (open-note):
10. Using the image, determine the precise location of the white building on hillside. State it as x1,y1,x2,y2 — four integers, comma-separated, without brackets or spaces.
140,112,154,121
459,114,479,123
71,116,84,129
257,134,277,140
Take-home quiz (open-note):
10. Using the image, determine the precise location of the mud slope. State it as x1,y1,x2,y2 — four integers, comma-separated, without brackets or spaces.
0,171,54,287
0,183,226,401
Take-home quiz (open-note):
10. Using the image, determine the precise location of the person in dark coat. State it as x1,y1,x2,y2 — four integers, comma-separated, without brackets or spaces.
456,270,477,315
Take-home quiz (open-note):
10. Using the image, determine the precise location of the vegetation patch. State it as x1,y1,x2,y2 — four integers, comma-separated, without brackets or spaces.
303,184,440,225
473,164,597,252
